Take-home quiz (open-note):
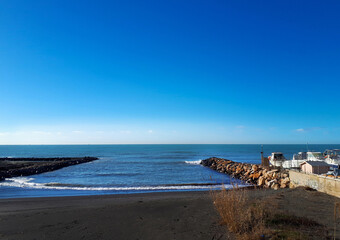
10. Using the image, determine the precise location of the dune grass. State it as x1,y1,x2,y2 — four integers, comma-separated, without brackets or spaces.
211,185,268,239
211,186,329,240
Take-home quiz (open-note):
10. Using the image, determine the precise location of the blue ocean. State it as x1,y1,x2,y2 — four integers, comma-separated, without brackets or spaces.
0,144,339,199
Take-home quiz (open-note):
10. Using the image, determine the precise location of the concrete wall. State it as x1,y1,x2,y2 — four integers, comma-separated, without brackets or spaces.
289,170,340,198
301,164,310,173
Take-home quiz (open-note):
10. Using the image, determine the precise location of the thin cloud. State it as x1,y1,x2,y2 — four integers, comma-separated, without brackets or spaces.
296,128,305,132
235,125,246,133
31,131,52,135
72,130,83,134
295,127,322,133
120,130,131,134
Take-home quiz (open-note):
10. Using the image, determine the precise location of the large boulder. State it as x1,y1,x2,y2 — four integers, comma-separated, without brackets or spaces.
258,176,265,186
250,172,261,180
252,164,259,172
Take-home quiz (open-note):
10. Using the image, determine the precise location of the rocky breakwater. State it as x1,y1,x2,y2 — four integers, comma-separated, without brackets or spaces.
0,157,98,181
201,157,290,189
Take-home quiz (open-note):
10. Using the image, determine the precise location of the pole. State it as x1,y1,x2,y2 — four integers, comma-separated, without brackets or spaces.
261,145,264,165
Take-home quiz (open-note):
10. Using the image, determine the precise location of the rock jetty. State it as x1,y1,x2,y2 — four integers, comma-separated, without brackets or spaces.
201,157,290,189
0,157,98,181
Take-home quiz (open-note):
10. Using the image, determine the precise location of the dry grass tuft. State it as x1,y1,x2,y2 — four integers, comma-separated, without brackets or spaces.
212,185,329,240
212,185,268,240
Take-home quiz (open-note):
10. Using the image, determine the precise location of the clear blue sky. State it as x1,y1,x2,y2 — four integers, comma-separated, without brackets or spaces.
1,0,340,144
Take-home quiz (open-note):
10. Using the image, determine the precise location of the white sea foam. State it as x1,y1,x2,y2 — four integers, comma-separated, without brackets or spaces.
185,160,202,165
0,177,238,191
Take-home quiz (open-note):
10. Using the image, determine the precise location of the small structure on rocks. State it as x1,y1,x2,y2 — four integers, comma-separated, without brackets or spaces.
201,157,290,189
261,145,270,167
300,161,330,174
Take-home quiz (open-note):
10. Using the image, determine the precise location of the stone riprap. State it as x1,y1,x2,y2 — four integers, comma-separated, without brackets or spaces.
0,157,98,181
201,157,290,189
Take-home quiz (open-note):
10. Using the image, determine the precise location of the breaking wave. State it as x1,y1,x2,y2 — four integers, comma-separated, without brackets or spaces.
185,160,202,165
0,177,234,191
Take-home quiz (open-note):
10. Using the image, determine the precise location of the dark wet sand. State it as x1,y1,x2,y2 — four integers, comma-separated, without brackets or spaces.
0,191,226,240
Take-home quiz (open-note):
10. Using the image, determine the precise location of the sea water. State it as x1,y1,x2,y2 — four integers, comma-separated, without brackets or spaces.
0,144,339,199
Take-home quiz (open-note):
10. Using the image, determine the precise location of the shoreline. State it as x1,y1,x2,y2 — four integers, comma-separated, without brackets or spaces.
0,185,257,200
0,156,259,199
0,190,212,204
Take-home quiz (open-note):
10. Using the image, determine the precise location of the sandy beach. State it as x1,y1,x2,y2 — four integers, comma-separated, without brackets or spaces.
1,187,340,240
0,191,226,240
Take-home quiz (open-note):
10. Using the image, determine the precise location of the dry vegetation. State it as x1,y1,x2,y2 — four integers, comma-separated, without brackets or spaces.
212,186,330,240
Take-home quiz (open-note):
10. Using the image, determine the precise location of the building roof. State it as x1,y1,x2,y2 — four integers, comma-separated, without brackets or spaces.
301,161,330,167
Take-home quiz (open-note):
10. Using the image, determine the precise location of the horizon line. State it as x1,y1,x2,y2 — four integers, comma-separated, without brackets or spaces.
0,143,339,146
